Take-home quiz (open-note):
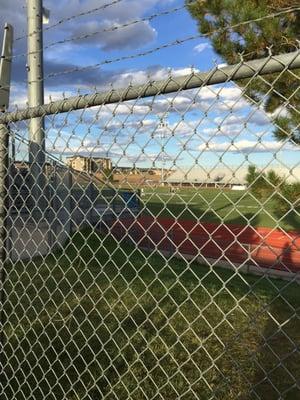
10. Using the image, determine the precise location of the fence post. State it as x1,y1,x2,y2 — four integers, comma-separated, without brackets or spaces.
0,21,12,359
0,123,8,352
27,0,46,217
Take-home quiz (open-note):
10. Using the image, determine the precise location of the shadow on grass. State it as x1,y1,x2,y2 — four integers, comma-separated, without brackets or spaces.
250,239,300,399
2,227,300,400
274,209,300,232
143,199,261,228
142,192,300,231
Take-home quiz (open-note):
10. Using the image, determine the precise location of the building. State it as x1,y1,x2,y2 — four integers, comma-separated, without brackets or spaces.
112,166,163,175
67,156,112,173
165,165,300,189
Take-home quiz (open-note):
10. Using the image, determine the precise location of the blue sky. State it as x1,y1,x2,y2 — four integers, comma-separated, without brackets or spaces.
2,0,299,169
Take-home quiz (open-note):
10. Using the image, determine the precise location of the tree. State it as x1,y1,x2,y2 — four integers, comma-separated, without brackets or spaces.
187,0,300,144
245,165,299,216
245,165,277,200
277,181,300,214
246,165,259,186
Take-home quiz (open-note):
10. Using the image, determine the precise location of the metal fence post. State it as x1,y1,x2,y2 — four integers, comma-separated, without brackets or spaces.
27,0,46,216
0,122,8,353
0,21,12,362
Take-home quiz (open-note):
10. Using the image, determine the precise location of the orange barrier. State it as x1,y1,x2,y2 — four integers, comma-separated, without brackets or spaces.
109,216,300,273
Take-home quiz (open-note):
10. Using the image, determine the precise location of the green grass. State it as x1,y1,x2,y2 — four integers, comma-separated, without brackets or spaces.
141,187,300,231
3,230,300,399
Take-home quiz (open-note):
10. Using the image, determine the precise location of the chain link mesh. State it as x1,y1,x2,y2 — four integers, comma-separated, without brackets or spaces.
1,49,300,400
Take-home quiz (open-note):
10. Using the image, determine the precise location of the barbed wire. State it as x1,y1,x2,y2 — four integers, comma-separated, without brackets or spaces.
41,6,300,83
2,5,299,93
15,0,125,41
14,2,299,60
12,3,191,59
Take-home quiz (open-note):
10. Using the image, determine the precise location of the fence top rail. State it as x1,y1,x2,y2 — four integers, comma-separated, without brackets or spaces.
1,49,299,125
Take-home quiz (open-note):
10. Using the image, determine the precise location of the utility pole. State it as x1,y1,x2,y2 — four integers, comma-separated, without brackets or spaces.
27,0,45,213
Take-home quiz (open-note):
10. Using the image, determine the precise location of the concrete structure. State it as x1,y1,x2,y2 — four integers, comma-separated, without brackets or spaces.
165,165,300,189
7,166,72,261
67,156,112,173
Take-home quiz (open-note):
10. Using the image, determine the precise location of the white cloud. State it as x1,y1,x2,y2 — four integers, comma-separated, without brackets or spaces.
98,118,157,134
198,86,243,102
60,115,202,139
10,86,74,109
101,103,151,117
107,66,198,90
214,115,246,127
213,110,276,128
71,19,157,51
193,43,210,53
196,86,249,112
198,140,300,154
45,0,172,54
83,91,199,118
151,119,200,138
2,0,173,73
214,101,248,112
202,126,244,137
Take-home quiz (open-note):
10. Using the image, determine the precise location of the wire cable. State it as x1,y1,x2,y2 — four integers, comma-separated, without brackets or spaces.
15,0,125,41
12,3,191,59
42,6,300,82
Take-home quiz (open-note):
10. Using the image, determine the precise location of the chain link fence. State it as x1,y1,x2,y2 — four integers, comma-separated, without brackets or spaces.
1,48,300,399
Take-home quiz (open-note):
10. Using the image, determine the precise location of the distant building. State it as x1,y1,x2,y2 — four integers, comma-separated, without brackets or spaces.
112,166,170,176
67,156,112,173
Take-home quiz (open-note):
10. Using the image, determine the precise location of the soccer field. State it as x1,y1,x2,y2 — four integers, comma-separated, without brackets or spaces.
141,187,300,231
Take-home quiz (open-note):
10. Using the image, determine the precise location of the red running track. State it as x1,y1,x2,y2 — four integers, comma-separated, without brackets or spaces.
110,216,300,273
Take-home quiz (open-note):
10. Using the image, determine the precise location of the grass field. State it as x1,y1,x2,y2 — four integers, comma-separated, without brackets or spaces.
140,187,300,231
3,230,300,400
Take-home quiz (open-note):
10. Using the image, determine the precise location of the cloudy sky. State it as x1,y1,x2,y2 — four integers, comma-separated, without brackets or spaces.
1,0,299,168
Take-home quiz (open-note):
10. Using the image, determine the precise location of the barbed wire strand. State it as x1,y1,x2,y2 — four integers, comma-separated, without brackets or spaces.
41,6,300,82
15,0,125,41
3,6,299,92
12,3,192,59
